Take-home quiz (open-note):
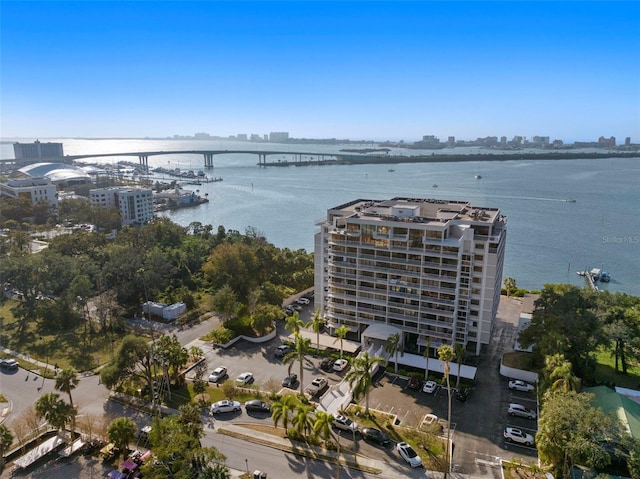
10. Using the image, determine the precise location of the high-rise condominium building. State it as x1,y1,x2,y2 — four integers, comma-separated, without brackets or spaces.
90,187,154,227
13,141,64,159
314,197,507,356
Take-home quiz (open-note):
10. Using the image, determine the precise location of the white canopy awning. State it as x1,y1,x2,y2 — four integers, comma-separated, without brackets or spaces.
361,323,403,341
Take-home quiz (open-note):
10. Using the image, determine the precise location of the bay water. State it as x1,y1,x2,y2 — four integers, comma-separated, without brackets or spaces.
3,139,639,296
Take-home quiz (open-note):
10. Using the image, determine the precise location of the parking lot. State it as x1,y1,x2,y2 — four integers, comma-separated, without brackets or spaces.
195,296,538,477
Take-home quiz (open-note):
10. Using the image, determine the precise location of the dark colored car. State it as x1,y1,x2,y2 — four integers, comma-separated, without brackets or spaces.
0,359,19,370
455,388,471,402
320,357,333,371
407,376,421,390
282,374,298,388
361,427,390,446
244,400,271,413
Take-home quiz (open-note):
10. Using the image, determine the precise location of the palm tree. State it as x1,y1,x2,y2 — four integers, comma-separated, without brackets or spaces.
54,368,79,433
544,353,581,393
423,337,431,380
285,312,304,335
313,411,340,479
438,344,455,479
333,325,350,358
344,352,387,414
0,424,14,471
307,309,324,354
284,333,312,395
292,403,314,439
504,277,517,297
35,392,75,433
271,394,297,436
454,343,465,389
384,333,401,374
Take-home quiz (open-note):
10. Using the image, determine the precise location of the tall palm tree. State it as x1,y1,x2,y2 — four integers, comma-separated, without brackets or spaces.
423,337,431,380
384,333,401,374
544,353,581,393
285,312,304,335
0,424,14,471
271,394,297,436
35,392,75,433
455,343,465,389
438,344,455,479
307,309,324,354
333,325,350,359
292,403,314,439
344,352,387,414
54,367,79,433
284,333,311,395
54,368,79,409
313,411,340,479
504,277,517,297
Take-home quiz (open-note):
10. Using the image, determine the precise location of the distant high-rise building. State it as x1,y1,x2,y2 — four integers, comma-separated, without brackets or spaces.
269,132,290,142
236,134,248,141
625,137,631,146
598,136,616,148
13,140,64,160
447,136,455,146
315,197,507,356
500,136,507,146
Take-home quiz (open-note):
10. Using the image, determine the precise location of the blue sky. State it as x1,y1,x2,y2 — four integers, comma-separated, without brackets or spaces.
1,1,638,142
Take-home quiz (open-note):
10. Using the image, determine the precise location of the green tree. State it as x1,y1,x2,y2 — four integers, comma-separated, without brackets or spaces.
54,367,79,432
271,394,297,436
292,403,314,438
542,354,581,394
35,393,75,432
438,344,456,479
284,333,312,395
210,285,239,323
202,242,259,301
536,391,619,478
107,417,137,458
504,277,517,297
385,333,401,374
0,424,14,471
344,352,387,414
307,309,324,354
177,403,204,440
333,325,350,359
313,411,340,479
285,311,304,335
100,335,154,401
251,304,280,335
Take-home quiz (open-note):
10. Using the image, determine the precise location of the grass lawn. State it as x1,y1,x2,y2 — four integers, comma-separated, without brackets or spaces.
594,347,640,389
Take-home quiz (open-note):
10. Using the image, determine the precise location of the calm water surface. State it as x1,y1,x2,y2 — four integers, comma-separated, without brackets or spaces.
3,139,639,295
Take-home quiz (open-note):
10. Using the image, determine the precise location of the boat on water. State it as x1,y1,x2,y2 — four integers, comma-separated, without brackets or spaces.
388,169,395,172
600,271,611,282
565,199,576,203
432,184,438,188
475,174,482,179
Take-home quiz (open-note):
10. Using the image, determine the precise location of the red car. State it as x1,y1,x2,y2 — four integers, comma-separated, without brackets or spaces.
407,376,421,390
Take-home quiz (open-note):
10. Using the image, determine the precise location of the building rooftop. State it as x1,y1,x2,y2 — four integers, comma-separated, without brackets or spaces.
328,197,503,225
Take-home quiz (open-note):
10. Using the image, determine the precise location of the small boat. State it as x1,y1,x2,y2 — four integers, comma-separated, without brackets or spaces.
475,174,482,179
600,271,611,282
432,184,438,188
388,168,395,172
565,199,576,203
576,271,586,277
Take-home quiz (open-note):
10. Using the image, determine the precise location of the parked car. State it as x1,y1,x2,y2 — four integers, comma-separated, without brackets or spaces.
320,357,333,371
508,403,537,419
295,297,310,305
407,376,421,390
422,380,437,393
208,366,227,383
236,372,254,385
274,345,291,358
305,376,328,396
333,414,358,432
504,427,534,446
282,374,298,388
0,359,19,370
455,387,471,402
333,359,349,372
244,400,271,413
509,380,535,392
210,400,241,414
361,427,390,446
397,441,422,468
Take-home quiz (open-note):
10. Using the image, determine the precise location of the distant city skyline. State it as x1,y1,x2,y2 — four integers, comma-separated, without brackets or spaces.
1,2,638,141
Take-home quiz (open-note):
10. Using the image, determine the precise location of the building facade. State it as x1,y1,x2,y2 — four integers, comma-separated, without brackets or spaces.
90,187,153,226
314,197,507,356
13,141,64,160
0,177,58,206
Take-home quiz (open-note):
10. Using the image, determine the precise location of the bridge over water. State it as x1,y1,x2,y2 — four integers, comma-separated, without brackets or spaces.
64,149,339,169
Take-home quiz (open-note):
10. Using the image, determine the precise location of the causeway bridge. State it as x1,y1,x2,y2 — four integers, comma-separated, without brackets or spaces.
64,149,338,169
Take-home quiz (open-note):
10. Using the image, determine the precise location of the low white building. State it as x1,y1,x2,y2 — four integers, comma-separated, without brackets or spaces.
0,177,58,206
